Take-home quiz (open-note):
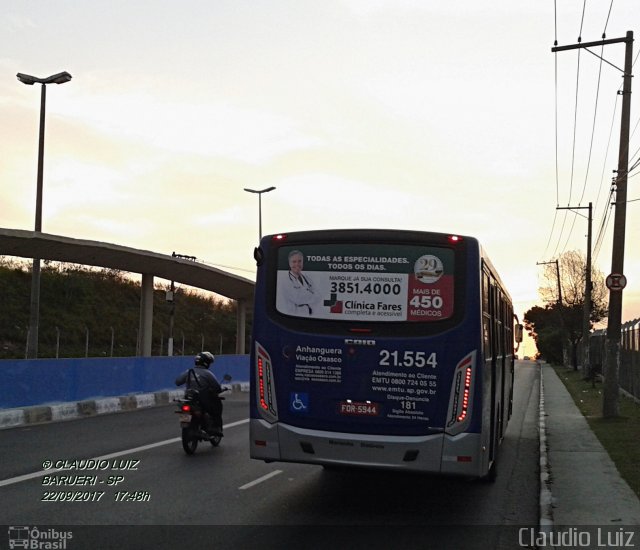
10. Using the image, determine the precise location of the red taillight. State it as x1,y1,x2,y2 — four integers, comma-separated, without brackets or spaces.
181,404,191,413
447,351,476,433
456,366,472,422
258,356,268,411
255,343,278,421
448,235,463,243
272,234,286,241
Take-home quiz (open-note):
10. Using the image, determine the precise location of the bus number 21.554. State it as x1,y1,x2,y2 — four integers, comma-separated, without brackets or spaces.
378,350,437,368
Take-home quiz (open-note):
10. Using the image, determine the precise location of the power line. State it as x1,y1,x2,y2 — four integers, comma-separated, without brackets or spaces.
602,0,614,37
551,210,569,259
568,48,582,206
543,0,560,262
553,23,586,258
547,2,633,263
578,0,588,42
559,211,579,257
594,93,619,219
592,185,615,262
200,260,255,275
540,208,559,261
578,42,607,206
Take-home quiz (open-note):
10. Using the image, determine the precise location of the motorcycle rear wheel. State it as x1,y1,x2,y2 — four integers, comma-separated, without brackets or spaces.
182,427,198,455
210,434,222,447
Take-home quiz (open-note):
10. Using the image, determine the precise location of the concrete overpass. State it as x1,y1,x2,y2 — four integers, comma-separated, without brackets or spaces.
0,228,255,355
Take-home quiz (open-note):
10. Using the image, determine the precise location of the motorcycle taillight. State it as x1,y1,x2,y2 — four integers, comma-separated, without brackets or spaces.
181,404,191,413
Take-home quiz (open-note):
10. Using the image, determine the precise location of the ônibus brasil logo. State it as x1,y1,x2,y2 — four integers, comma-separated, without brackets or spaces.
8,526,73,549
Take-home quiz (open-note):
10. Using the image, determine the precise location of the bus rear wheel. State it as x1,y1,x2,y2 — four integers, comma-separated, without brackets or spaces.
483,457,498,482
482,411,502,482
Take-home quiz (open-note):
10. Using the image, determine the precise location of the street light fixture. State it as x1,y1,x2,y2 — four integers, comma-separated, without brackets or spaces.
17,72,72,86
17,71,72,359
244,186,276,240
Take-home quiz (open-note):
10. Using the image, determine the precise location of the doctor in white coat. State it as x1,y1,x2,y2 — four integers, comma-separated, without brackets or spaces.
278,250,322,316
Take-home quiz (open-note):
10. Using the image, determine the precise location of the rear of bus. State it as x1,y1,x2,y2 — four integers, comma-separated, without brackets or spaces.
249,229,493,477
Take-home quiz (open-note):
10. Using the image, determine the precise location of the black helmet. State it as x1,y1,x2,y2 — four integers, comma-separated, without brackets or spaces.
194,351,215,368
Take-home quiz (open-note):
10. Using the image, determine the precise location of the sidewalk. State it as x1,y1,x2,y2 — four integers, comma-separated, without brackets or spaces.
540,363,640,525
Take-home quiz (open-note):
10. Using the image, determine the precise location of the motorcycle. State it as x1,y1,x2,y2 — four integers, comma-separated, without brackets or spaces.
175,388,227,455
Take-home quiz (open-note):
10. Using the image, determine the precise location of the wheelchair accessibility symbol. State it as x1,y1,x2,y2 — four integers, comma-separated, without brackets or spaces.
290,392,309,414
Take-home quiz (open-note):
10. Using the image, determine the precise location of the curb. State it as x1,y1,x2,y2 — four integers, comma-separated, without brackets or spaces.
0,382,249,430
539,366,554,531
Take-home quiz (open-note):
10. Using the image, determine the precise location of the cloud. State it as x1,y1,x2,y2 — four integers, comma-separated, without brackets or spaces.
56,88,322,165
275,173,418,230
1,13,36,32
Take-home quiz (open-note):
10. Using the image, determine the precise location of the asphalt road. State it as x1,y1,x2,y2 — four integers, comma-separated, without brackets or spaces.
0,361,540,550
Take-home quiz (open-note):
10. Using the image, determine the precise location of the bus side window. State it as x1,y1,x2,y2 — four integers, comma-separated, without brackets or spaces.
482,270,492,359
483,316,491,359
482,270,490,313
498,291,505,358
490,279,497,359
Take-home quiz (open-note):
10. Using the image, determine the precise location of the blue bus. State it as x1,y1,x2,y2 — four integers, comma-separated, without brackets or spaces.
249,229,522,479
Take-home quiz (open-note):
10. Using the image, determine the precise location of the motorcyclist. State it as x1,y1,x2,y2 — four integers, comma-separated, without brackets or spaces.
175,351,224,437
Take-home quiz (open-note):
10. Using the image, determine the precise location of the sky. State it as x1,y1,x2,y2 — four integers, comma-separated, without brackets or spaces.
1,1,639,358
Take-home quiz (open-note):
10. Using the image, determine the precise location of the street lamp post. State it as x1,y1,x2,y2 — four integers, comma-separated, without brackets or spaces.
244,186,276,240
167,252,197,356
17,71,72,359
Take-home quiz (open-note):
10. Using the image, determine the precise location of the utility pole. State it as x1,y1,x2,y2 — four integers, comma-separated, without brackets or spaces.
537,260,563,305
167,277,175,357
556,203,593,378
538,259,566,365
552,31,633,417
167,252,198,356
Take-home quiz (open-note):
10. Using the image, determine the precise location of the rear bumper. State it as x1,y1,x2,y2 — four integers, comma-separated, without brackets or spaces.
250,419,485,476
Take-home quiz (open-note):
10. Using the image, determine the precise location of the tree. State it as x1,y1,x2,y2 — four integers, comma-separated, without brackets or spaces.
524,305,564,364
532,250,607,369
0,258,251,359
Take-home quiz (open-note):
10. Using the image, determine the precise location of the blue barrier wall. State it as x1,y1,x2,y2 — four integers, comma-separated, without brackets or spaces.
0,355,249,409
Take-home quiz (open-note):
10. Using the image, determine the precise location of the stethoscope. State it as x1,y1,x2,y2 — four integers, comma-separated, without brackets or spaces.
288,271,314,313
288,271,313,290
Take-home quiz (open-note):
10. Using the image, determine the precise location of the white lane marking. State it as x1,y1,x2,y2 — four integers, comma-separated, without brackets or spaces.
239,469,283,490
0,418,249,488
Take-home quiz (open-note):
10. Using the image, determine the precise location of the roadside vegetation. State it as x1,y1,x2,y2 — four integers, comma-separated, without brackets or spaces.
0,257,250,359
551,364,640,499
524,250,608,369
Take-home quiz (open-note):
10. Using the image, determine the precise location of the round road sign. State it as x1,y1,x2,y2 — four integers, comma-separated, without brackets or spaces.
606,273,627,291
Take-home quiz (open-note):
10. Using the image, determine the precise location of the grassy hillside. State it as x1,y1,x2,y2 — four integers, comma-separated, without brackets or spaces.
0,258,250,359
